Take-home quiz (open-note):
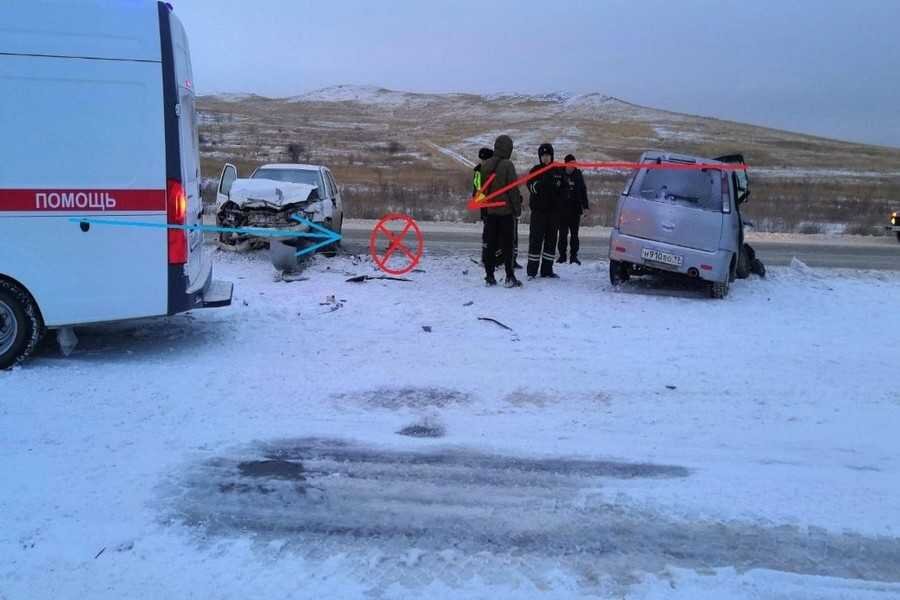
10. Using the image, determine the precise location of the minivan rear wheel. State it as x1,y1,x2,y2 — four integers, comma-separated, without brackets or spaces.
609,260,630,286
709,280,730,299
0,280,43,369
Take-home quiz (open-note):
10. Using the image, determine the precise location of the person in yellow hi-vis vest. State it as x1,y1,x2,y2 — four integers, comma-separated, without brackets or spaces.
473,147,493,266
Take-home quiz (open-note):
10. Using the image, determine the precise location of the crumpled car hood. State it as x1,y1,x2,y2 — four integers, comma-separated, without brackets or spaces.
218,178,318,209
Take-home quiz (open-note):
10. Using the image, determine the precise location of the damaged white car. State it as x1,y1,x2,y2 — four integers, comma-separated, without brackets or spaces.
216,163,344,270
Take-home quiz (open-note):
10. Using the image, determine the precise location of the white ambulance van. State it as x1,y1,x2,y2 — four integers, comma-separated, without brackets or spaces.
0,0,233,368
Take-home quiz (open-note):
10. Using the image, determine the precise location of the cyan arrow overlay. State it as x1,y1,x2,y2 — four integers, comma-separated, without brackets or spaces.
69,213,341,258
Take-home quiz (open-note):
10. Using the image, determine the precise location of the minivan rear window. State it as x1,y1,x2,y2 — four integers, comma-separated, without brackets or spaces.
636,167,723,212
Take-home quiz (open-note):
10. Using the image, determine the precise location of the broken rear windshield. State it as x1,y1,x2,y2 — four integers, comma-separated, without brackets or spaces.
637,167,723,211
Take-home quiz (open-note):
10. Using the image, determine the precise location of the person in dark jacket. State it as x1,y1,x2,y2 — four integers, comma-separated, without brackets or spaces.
558,154,589,265
480,135,523,287
526,143,565,278
473,147,494,267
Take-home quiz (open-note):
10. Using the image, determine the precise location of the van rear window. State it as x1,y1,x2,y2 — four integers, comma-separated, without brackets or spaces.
637,168,723,212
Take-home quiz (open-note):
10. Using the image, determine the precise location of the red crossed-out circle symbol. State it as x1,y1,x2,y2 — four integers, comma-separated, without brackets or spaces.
369,213,425,276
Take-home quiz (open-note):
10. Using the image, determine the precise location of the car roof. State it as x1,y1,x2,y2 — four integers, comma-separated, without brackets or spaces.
256,163,326,171
639,150,723,164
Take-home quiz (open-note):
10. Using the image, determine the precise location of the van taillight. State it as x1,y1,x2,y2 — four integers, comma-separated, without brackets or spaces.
167,179,188,265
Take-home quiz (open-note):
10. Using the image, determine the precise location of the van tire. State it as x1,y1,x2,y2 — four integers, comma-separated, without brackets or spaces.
0,280,44,370
736,245,752,279
609,260,630,286
709,280,730,299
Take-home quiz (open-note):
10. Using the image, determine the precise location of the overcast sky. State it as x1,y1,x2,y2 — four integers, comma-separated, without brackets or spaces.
173,0,900,148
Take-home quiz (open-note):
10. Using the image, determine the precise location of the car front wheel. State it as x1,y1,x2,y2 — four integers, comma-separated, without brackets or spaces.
270,240,300,272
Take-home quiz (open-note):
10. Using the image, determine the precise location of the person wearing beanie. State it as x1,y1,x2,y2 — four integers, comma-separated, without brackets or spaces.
525,143,565,278
473,147,494,267
479,135,523,288
558,154,589,265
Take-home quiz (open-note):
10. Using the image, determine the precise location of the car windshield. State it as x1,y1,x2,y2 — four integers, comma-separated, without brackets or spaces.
252,168,321,188
637,166,723,211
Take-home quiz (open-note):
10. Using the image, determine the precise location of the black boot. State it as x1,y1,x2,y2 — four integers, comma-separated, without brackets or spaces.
570,256,581,265
485,274,497,286
505,276,522,288
557,254,567,264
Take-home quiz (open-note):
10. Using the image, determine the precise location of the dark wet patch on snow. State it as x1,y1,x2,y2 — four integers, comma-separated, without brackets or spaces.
333,386,470,410
503,389,611,408
238,459,306,480
396,422,445,438
167,438,900,591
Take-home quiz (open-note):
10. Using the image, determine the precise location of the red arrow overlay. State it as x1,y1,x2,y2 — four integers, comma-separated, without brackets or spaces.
467,160,749,211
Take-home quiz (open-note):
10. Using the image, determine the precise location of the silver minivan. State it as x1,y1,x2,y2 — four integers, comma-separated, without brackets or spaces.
608,151,755,298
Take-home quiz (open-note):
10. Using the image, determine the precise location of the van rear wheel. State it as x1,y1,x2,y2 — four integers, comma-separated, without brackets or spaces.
0,281,43,369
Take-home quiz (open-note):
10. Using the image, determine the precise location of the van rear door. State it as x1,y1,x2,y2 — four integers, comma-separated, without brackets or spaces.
618,164,725,253
166,11,206,292
0,0,168,327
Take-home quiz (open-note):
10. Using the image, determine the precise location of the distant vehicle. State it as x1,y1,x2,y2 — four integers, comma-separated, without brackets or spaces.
891,211,899,242
216,163,344,270
0,0,232,369
608,151,764,299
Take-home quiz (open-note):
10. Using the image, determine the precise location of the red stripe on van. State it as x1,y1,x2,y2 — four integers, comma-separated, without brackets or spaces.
0,189,166,212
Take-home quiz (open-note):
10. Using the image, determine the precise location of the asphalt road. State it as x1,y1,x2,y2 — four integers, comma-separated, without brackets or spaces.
343,222,900,271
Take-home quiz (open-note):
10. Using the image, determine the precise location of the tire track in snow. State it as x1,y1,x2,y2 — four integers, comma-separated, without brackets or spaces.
168,437,900,592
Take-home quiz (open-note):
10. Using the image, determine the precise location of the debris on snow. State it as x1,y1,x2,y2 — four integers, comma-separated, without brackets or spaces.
346,275,412,283
397,416,445,438
478,317,514,332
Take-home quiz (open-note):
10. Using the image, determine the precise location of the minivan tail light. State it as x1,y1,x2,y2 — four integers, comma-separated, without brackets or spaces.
167,179,188,265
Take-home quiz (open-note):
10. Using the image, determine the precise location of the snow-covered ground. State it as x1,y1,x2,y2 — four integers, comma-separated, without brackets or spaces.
2,250,900,599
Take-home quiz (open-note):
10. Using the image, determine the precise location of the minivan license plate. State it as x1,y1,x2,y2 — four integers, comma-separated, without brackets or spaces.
641,248,683,267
